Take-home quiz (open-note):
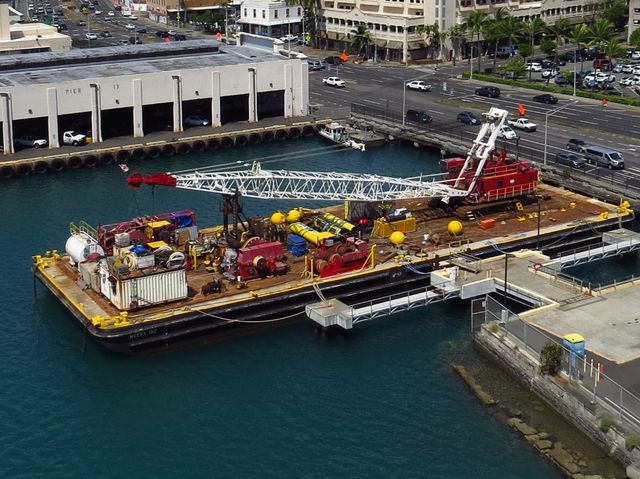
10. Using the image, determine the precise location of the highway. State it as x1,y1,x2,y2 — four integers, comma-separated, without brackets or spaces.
308,60,640,184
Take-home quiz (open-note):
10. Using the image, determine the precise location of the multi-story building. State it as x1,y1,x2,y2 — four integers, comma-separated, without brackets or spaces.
0,1,71,54
318,0,611,63
630,0,640,43
146,0,228,25
237,0,304,40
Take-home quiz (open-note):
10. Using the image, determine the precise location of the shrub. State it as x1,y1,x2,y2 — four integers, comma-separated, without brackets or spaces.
626,435,640,450
600,417,614,433
540,342,563,375
461,72,640,107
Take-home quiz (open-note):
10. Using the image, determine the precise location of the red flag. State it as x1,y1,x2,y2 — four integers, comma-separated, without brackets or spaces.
517,104,526,116
119,163,130,173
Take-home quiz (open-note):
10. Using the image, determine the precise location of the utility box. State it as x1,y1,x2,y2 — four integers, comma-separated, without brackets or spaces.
562,333,585,357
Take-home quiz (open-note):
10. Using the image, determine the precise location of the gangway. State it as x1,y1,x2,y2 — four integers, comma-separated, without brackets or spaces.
550,229,640,270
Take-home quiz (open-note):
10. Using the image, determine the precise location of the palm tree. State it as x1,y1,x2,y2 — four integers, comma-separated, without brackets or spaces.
545,18,570,62
287,0,322,48
447,24,467,63
522,18,546,79
589,18,615,48
416,22,443,59
567,23,590,74
350,25,372,56
466,10,490,72
498,17,524,54
602,38,626,66
486,8,510,69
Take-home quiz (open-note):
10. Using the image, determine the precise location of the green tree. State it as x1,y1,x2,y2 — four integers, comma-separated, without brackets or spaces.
447,23,468,62
500,58,527,80
602,38,626,66
287,0,322,48
602,0,628,32
417,22,443,59
518,42,533,59
466,10,490,72
486,7,510,69
521,18,545,80
540,342,564,375
590,18,615,48
350,24,371,56
545,17,570,62
540,38,556,56
499,16,524,54
567,23,591,74
630,28,640,48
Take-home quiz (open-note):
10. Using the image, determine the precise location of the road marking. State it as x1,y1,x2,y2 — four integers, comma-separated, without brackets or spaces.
370,79,384,83
360,99,379,105
580,120,598,125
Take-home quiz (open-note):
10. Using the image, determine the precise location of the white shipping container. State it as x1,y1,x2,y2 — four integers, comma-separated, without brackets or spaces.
98,263,187,310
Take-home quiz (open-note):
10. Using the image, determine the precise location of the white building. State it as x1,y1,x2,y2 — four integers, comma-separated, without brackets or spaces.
0,37,308,153
0,1,71,54
630,0,640,44
238,0,304,40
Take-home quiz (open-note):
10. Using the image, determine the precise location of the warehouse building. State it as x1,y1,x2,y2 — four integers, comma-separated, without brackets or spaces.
0,35,308,154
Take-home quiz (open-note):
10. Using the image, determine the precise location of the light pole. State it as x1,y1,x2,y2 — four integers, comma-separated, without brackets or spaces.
573,48,577,96
543,100,578,165
470,46,474,80
503,252,510,307
536,196,542,250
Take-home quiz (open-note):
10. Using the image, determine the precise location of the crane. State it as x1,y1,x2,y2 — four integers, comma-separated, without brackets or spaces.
127,107,511,203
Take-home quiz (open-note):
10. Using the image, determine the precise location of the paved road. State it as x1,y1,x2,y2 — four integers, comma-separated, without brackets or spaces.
308,60,640,185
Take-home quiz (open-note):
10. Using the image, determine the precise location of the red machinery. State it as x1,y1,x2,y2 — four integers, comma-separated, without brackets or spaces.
237,240,288,280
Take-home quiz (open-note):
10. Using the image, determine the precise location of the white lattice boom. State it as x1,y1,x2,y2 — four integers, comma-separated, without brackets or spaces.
129,107,510,202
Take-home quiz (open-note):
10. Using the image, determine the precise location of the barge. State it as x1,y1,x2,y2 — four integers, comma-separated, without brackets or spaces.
32,108,635,355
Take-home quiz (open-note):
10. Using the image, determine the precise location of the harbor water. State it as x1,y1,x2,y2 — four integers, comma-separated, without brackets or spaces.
2,139,566,477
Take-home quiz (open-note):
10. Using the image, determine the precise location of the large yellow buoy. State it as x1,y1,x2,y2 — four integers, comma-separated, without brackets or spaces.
448,220,463,236
389,231,406,245
286,209,301,223
270,212,286,225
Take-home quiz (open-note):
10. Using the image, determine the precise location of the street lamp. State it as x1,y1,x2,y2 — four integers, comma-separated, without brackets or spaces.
470,46,474,80
503,252,511,307
542,100,578,165
573,48,578,96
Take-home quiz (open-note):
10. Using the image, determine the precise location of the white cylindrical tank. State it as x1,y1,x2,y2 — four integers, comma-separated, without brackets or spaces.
65,233,105,264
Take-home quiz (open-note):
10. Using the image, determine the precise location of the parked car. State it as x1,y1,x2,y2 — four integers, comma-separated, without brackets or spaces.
555,152,586,168
107,10,115,16
184,116,210,127
621,76,640,86
406,80,432,92
497,125,518,140
622,64,635,74
78,20,86,26
541,68,558,78
405,109,433,124
566,138,587,152
129,37,142,44
526,62,543,72
62,131,86,146
57,23,68,31
125,23,136,30
555,75,570,85
532,94,558,104
174,34,187,41
100,31,112,37
475,86,500,98
307,59,324,71
456,111,480,125
14,134,47,148
85,32,97,40
322,76,345,87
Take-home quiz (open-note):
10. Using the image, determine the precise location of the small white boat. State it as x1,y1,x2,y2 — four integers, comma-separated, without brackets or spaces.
318,122,365,151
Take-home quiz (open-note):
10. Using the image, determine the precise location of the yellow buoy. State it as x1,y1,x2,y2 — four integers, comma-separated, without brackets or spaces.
270,212,286,225
448,220,463,235
286,209,302,223
389,231,406,245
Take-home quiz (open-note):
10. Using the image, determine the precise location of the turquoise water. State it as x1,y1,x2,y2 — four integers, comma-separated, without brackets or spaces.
1,139,561,477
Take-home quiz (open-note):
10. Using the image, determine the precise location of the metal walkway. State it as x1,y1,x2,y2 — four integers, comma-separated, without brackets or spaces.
551,229,640,270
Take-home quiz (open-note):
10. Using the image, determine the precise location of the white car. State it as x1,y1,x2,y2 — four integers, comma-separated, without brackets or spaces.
595,72,615,83
526,62,542,72
280,34,298,43
125,23,136,30
406,80,432,92
620,76,639,86
184,116,210,127
622,64,635,73
498,125,518,140
541,68,558,78
95,10,102,15
14,134,47,148
107,11,115,16
612,64,624,73
167,30,176,36
85,32,97,40
632,51,640,60
508,118,537,132
633,67,640,75
322,76,345,88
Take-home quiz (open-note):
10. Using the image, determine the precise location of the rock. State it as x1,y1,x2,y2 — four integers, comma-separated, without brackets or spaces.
571,474,585,479
578,460,587,467
583,475,603,479
525,434,539,444
509,408,522,417
515,421,538,436
535,439,553,451
537,432,550,440
549,446,580,475
508,417,522,428
451,364,497,406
